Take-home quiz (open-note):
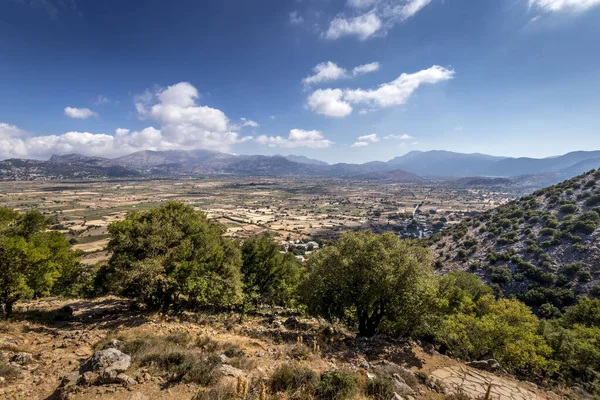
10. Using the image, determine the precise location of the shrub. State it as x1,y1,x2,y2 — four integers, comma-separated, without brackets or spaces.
365,377,395,400
193,386,237,400
318,370,358,400
488,266,512,285
269,363,318,395
559,204,579,214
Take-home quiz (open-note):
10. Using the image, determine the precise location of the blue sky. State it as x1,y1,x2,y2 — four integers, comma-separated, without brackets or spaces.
1,0,599,163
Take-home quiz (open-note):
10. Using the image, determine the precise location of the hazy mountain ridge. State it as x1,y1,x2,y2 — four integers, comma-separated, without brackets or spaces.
1,149,600,183
431,169,600,307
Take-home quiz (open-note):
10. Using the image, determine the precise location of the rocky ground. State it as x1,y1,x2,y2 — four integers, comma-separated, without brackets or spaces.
0,297,568,400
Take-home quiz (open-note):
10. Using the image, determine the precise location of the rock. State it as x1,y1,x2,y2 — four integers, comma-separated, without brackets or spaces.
80,371,99,386
217,364,245,377
219,354,230,363
392,374,415,396
102,339,123,350
61,371,81,388
130,393,149,400
11,352,34,365
430,378,450,394
81,348,131,374
367,372,376,380
116,373,138,387
391,393,404,400
467,359,504,373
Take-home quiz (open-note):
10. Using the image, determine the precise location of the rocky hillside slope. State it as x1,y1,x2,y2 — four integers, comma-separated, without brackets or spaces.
0,297,566,400
431,169,600,310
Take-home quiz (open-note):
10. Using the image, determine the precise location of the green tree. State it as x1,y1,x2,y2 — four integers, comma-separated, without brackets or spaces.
103,201,243,312
0,209,79,316
241,234,302,307
301,231,435,337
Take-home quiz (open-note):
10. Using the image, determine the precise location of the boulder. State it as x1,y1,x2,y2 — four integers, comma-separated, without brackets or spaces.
80,348,131,374
217,364,245,377
80,371,99,386
392,374,415,396
391,393,404,400
467,359,504,373
102,339,123,350
116,373,138,387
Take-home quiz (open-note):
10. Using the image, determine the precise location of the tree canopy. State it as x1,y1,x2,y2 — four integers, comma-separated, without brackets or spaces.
103,201,243,311
301,231,435,337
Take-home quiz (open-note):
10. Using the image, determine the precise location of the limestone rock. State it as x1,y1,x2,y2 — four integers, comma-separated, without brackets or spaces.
218,364,245,377
391,393,404,400
467,359,505,373
81,348,131,374
392,374,415,396
116,373,137,387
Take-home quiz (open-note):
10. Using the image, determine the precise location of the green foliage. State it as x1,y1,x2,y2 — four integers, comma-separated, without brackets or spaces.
318,370,358,400
269,363,319,396
365,377,395,400
103,201,243,311
585,194,600,207
0,208,80,315
488,266,512,285
435,296,556,377
301,231,435,337
241,234,302,308
559,204,579,214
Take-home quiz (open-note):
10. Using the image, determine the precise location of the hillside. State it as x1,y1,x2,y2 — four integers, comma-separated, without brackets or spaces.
431,169,600,309
0,297,564,400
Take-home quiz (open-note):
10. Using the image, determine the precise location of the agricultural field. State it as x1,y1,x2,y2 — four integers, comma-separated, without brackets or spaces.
0,178,516,265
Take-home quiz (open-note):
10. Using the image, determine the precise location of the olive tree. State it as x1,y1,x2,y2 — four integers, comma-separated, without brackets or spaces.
241,234,302,307
301,231,435,337
103,201,243,311
0,208,79,316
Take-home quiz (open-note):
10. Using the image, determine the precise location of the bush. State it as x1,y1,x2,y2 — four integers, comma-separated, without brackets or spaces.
488,266,512,285
559,204,579,214
585,194,600,207
365,377,395,400
269,363,318,395
318,370,358,400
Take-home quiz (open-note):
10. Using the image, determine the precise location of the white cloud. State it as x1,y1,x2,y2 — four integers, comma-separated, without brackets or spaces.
385,133,413,139
303,61,380,87
529,0,600,12
325,12,383,40
0,82,255,160
352,62,380,75
94,95,111,105
306,65,454,117
358,133,380,142
289,11,304,25
303,62,349,86
347,0,379,8
64,107,97,119
306,88,353,118
351,141,370,147
325,0,433,40
241,118,259,128
343,65,454,107
256,129,333,148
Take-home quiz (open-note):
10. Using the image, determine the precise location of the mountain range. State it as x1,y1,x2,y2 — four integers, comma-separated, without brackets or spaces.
1,149,600,185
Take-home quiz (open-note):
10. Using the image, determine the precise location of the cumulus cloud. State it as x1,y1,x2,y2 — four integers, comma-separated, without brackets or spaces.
303,61,380,87
0,82,254,160
256,129,333,148
325,0,433,40
306,65,454,117
351,133,379,147
241,118,259,128
385,133,413,140
352,62,380,75
325,13,383,40
358,133,380,142
529,0,600,12
306,88,354,118
64,107,97,119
